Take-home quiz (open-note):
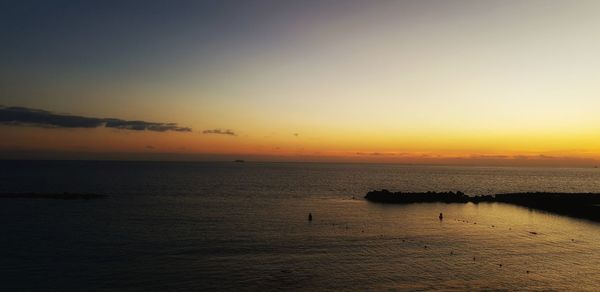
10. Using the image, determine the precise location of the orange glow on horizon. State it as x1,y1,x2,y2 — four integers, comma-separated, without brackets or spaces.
2,125,600,167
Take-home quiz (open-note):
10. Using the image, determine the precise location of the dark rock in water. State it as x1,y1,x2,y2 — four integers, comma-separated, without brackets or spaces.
364,189,471,204
494,192,600,222
0,192,107,200
364,190,600,222
471,194,496,203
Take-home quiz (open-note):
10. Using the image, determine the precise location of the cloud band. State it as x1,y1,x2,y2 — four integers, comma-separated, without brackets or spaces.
0,106,192,132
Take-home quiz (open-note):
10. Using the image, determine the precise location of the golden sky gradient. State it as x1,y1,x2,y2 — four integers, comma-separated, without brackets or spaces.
2,1,600,166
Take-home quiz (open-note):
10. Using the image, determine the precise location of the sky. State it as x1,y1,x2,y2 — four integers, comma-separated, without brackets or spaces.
2,0,600,166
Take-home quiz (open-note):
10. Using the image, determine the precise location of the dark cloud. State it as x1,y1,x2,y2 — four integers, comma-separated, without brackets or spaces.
104,119,191,132
0,106,192,132
202,129,236,136
0,106,104,128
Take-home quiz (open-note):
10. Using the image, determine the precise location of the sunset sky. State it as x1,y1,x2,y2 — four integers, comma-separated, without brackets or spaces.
2,0,600,165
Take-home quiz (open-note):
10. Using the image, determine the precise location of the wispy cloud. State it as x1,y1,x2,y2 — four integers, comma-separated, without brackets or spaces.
355,152,401,156
202,129,236,136
0,106,192,132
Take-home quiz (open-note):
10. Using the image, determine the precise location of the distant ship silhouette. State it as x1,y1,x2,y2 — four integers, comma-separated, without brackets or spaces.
234,159,245,163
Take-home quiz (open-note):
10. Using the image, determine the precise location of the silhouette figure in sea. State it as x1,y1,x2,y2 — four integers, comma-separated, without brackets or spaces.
439,213,443,221
308,213,312,222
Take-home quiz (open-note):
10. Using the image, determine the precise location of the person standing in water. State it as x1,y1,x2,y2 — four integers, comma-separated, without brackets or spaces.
308,213,313,222
439,213,443,221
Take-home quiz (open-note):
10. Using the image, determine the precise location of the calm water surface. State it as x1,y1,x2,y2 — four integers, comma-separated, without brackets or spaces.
1,161,599,291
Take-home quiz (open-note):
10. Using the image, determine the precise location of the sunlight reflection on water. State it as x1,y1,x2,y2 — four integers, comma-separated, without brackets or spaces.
0,161,599,290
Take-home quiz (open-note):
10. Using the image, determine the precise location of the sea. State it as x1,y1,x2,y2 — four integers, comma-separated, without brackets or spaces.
1,160,599,291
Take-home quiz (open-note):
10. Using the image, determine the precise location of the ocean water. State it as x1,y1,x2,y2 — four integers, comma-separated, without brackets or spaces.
1,161,599,291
